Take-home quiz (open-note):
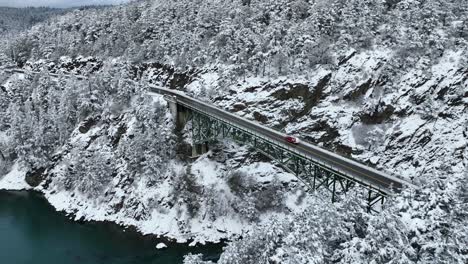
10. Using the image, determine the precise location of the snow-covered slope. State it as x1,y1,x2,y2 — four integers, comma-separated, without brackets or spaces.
0,65,311,244
0,0,467,262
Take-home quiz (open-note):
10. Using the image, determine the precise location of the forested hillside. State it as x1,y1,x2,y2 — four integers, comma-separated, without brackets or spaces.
0,0,467,263
0,7,68,36
4,0,468,72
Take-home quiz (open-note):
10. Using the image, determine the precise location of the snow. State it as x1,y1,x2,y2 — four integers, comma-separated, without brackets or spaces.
185,72,219,98
191,156,225,186
400,212,426,232
394,116,426,140
369,156,380,165
0,131,8,143
0,1,467,262
0,163,30,191
34,137,307,244
333,49,391,94
156,243,167,249
236,162,297,184
1,27,465,257
2,54,463,246
40,159,228,242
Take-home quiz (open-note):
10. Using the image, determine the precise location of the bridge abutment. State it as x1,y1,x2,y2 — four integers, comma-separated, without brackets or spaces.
167,99,191,131
165,98,209,157
167,99,178,122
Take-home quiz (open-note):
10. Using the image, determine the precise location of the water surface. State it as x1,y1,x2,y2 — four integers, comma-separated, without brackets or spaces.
0,191,222,264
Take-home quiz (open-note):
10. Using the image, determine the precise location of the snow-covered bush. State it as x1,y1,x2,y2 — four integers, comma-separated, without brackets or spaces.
226,170,252,195
252,179,285,213
172,168,203,218
227,170,285,220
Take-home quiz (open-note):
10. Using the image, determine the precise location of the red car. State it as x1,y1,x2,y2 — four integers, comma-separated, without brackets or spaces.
285,136,300,144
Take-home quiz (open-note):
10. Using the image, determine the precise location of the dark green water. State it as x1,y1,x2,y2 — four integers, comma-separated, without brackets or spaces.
0,191,222,264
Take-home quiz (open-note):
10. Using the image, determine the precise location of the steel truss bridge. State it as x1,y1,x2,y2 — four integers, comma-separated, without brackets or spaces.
149,87,412,210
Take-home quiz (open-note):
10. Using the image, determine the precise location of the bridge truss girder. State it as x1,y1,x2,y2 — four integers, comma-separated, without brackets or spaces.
190,109,386,211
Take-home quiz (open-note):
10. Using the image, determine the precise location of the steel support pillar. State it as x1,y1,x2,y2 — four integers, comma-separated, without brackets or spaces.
331,175,336,203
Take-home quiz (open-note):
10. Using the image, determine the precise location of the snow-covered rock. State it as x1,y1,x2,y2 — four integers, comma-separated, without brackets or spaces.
156,243,167,249
0,163,30,191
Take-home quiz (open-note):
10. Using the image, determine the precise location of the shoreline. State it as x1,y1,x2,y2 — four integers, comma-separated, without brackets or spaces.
0,189,227,253
0,161,243,246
